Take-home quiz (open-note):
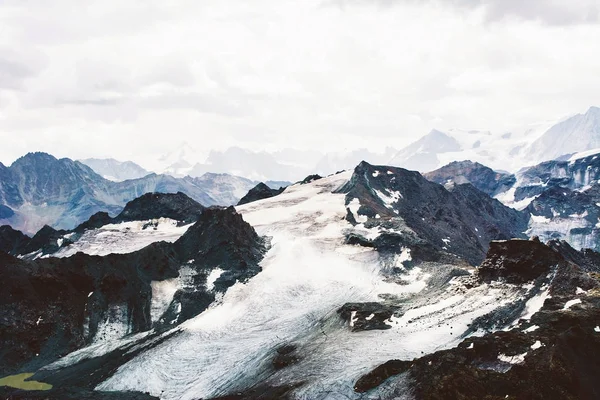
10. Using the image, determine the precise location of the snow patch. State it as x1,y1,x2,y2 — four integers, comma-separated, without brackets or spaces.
531,341,544,350
563,298,582,310
55,218,192,257
518,288,551,321
374,188,402,207
151,279,179,323
523,325,539,333
498,352,527,365
206,268,225,291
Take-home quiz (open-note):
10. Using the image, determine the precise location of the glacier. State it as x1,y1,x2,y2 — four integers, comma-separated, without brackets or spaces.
35,171,534,399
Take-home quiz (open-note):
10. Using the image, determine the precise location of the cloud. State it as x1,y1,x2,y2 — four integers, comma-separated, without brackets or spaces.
456,0,600,25
330,0,600,25
0,49,41,91
0,0,599,167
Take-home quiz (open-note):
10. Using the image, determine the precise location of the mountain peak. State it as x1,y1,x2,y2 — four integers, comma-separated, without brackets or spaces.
587,105,600,115
115,192,205,224
12,152,58,167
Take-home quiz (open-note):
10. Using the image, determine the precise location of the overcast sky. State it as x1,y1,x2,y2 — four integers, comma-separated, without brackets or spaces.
0,0,599,168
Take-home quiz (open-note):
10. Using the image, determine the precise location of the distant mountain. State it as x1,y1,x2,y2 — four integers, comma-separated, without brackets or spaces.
79,158,151,181
388,120,557,173
389,130,462,172
156,141,206,177
187,173,257,206
526,106,600,164
314,147,397,176
427,152,600,252
0,152,257,234
424,160,516,197
188,147,307,181
237,183,286,206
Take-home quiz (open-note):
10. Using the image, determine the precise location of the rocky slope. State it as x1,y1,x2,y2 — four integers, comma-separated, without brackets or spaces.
0,206,266,399
426,154,600,253
338,161,528,265
354,238,600,400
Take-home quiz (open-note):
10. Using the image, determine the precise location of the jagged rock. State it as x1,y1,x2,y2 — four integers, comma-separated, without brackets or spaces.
20,225,72,256
0,225,30,255
114,192,205,225
477,239,565,284
338,161,528,265
237,183,285,206
73,211,114,233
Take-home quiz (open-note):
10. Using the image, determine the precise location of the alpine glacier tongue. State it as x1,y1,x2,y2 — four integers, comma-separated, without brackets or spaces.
92,170,536,399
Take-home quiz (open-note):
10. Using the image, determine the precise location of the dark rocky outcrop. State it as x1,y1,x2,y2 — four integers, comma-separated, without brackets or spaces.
113,192,205,225
338,302,398,331
354,360,412,393
19,225,72,256
300,174,322,184
477,239,565,284
425,160,516,197
72,211,113,233
0,225,30,255
338,161,528,265
237,183,286,206
6,192,208,259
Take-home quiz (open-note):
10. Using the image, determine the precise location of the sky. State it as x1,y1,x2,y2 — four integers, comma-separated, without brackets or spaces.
0,0,599,169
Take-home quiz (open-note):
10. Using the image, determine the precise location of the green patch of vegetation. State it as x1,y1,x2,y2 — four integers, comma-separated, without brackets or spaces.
0,373,53,391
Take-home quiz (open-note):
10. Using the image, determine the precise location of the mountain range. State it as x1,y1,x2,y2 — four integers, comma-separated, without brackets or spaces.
70,106,600,183
4,105,600,399
0,152,287,234
3,157,600,399
390,106,600,173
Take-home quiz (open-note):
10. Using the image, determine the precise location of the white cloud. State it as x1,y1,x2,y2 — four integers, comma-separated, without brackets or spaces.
0,0,599,167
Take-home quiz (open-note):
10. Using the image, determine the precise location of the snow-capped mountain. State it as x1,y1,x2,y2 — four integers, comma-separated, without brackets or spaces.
389,118,559,173
155,142,207,177
79,158,151,182
0,153,264,234
188,147,308,182
526,106,600,164
388,129,463,172
426,153,600,253
2,161,600,399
